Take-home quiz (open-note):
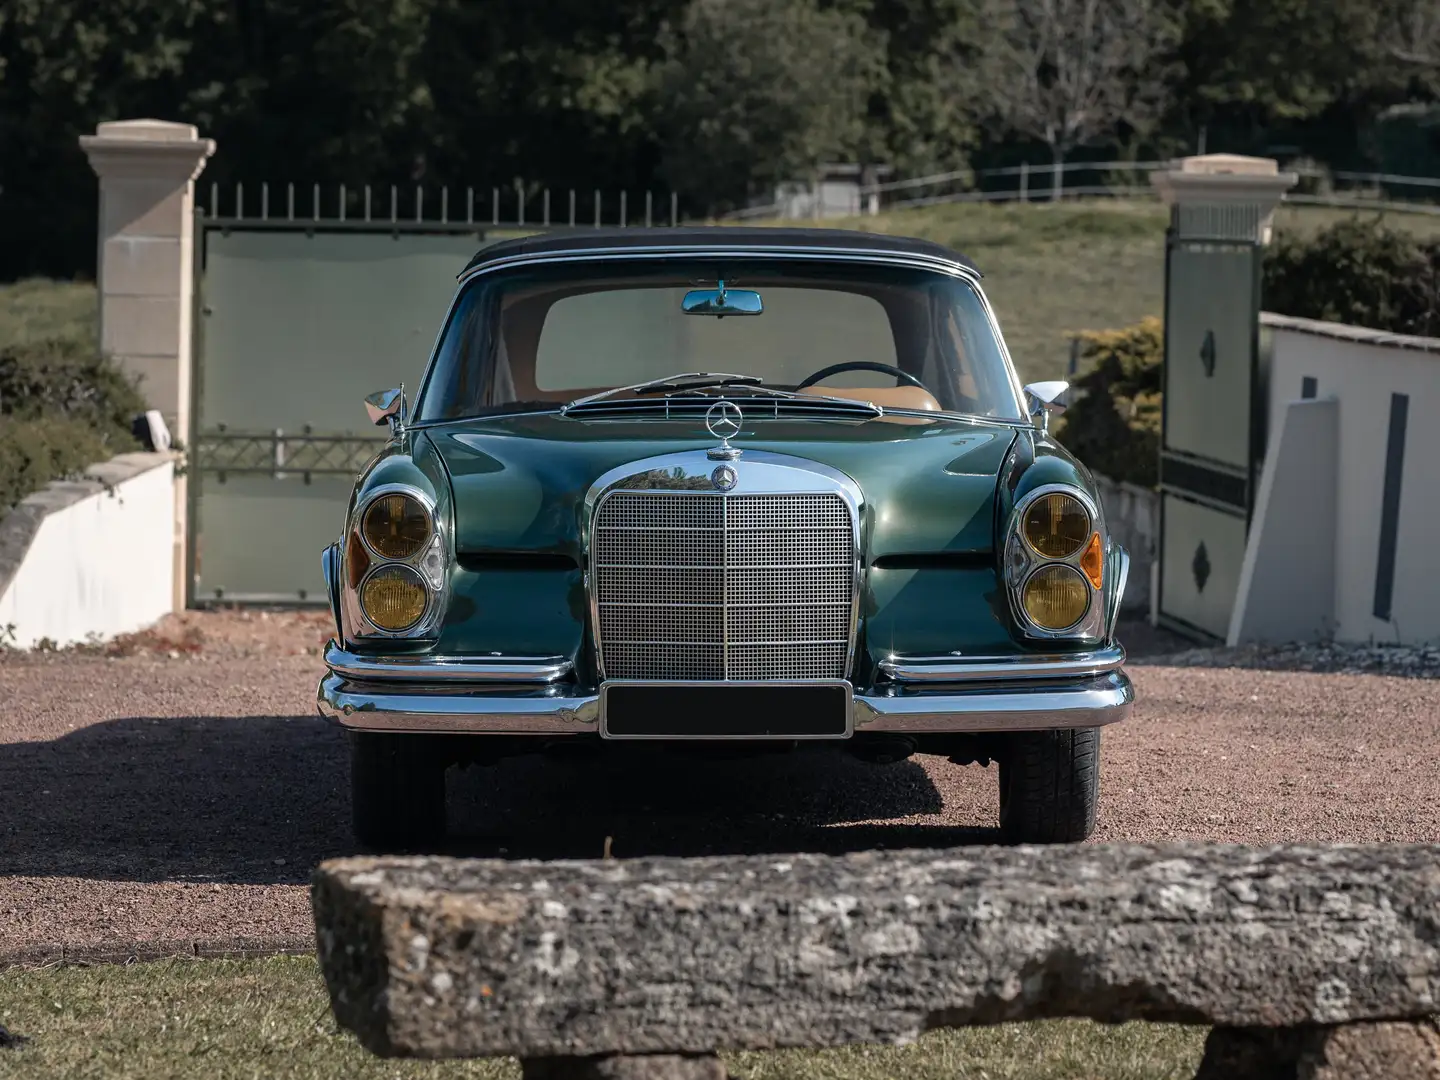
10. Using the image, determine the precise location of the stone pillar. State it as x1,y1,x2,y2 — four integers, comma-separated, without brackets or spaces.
1149,153,1297,246
80,119,215,610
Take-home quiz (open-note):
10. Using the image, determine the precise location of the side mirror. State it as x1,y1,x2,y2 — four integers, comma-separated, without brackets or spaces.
364,387,406,433
1022,381,1069,432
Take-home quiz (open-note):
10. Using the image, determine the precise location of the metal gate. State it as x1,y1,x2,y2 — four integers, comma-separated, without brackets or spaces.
189,184,678,604
190,222,488,602
1156,229,1263,639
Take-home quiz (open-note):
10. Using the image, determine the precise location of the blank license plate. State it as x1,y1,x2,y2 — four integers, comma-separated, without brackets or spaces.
600,682,853,739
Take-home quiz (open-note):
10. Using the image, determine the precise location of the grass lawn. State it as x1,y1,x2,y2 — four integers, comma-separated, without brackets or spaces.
0,956,1207,1080
0,277,97,348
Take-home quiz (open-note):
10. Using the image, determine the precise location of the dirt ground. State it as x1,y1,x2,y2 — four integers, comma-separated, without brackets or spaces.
2,609,1438,963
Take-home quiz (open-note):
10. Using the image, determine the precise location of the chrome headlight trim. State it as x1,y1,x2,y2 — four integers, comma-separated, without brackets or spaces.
1005,483,1107,641
341,482,450,641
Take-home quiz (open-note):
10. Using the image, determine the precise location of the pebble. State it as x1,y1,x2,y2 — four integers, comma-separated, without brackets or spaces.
1159,641,1440,679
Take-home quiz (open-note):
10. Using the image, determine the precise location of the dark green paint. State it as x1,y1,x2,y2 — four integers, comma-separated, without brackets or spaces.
346,411,1120,682
423,411,1017,559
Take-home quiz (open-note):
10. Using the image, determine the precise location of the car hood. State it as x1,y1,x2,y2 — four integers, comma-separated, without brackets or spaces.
422,410,1018,560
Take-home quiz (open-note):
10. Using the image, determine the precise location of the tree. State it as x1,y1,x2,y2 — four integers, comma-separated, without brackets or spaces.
1381,0,1440,68
652,0,887,213
978,0,1181,199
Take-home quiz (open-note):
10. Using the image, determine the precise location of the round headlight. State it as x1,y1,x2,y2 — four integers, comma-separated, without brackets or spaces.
362,493,432,559
1022,492,1090,559
1021,564,1090,630
360,564,428,631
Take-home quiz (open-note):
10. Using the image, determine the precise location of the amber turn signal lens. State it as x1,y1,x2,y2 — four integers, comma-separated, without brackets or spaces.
362,493,432,559
1021,564,1089,630
1021,493,1090,559
1079,531,1104,590
360,564,428,631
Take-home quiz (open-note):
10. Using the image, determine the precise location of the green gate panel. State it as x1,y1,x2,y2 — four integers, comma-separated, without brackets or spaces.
1159,495,1248,640
1163,241,1257,471
193,228,485,603
195,474,358,603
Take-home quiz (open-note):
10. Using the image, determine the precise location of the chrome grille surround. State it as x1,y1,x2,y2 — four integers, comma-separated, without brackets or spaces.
585,451,863,682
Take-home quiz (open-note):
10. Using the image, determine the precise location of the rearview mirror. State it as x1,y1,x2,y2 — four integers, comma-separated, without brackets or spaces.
682,281,764,317
364,387,406,432
1022,381,1069,432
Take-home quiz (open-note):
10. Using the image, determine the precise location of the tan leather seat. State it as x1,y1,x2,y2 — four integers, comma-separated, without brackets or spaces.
796,385,942,411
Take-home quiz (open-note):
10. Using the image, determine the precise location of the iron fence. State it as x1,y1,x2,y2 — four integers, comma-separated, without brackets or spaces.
205,181,682,229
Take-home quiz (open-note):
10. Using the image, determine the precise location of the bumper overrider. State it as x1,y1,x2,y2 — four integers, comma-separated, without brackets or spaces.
316,642,1133,737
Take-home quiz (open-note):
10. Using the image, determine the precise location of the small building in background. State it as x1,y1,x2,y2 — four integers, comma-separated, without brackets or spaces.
761,164,894,219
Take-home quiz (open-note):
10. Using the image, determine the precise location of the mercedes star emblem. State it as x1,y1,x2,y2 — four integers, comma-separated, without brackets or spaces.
705,400,743,441
711,464,738,491
705,399,744,461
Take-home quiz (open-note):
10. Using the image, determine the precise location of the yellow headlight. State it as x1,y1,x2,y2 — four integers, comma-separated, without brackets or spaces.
360,564,428,631
1022,492,1090,559
1021,564,1089,630
362,493,432,559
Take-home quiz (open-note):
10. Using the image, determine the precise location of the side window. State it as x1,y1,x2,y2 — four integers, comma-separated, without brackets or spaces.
419,289,491,419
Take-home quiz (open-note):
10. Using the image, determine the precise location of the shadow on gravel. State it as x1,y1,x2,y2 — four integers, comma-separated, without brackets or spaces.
2,715,987,884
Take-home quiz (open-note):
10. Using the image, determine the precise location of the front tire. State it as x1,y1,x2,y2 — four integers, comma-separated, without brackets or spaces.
349,732,448,850
998,727,1100,844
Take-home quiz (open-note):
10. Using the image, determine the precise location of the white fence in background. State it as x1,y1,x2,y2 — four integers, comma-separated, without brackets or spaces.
1230,315,1440,647
731,160,1440,220
0,453,176,649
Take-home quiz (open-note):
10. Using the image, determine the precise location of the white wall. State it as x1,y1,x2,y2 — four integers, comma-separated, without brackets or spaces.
1243,315,1440,645
0,455,176,649
1092,473,1156,613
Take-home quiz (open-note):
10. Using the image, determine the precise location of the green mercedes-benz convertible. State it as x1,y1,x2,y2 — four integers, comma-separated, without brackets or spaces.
318,227,1131,849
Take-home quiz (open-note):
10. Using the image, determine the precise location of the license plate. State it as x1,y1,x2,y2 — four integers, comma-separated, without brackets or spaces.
600,681,853,740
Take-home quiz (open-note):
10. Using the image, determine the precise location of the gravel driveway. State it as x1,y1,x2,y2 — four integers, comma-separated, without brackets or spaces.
3,611,1437,963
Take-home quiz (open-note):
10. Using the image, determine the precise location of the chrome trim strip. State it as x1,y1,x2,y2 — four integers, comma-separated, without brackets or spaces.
324,642,572,683
316,671,1133,735
456,246,985,287
854,672,1133,733
878,646,1126,683
1107,547,1131,640
597,679,854,740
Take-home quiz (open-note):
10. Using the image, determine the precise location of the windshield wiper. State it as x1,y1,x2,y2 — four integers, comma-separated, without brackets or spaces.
561,373,763,412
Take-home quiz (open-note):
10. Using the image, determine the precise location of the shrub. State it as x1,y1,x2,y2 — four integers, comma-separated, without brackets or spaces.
1053,317,1162,488
0,337,144,512
1262,216,1440,336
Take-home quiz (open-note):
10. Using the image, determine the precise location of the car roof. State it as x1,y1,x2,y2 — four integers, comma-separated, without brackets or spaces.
459,226,980,277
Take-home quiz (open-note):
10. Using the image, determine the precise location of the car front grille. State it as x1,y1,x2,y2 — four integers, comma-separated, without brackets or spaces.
593,491,855,680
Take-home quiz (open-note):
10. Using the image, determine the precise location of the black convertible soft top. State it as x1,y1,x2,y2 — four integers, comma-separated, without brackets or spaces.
460,226,980,277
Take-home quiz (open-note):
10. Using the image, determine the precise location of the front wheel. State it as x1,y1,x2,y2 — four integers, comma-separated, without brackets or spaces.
997,727,1100,844
349,732,448,851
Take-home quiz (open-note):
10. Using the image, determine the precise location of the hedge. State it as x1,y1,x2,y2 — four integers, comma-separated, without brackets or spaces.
0,337,144,512
1053,317,1161,489
1262,215,1440,336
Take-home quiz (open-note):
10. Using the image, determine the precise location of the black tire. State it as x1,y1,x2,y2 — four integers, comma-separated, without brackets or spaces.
997,727,1100,844
349,732,448,850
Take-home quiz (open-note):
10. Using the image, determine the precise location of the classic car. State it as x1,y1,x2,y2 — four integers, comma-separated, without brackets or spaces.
318,226,1132,849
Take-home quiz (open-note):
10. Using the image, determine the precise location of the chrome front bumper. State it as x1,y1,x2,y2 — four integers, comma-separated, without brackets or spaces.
318,643,1133,737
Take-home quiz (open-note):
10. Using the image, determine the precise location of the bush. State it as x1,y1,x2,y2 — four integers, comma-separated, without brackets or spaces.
0,337,144,512
1262,216,1440,336
1053,317,1162,488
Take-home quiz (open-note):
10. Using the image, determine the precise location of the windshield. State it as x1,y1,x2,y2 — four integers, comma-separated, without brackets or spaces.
415,257,1026,422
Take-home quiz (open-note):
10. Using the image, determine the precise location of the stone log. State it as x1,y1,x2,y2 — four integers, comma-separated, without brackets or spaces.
312,843,1440,1075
